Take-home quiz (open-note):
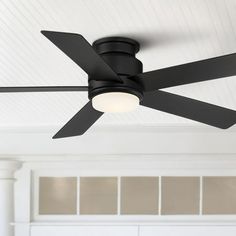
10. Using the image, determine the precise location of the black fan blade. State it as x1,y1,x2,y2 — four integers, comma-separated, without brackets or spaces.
53,101,103,139
133,53,236,91
0,86,88,93
141,90,236,129
41,30,122,82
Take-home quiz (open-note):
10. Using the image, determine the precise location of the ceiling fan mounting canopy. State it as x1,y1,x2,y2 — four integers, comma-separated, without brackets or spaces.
91,36,143,77
92,36,140,55
1,30,236,138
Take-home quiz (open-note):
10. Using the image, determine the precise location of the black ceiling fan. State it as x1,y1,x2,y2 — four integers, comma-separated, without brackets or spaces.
1,30,236,138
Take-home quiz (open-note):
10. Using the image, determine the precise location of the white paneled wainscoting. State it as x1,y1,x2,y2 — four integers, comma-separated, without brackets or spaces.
3,154,236,236
29,225,236,236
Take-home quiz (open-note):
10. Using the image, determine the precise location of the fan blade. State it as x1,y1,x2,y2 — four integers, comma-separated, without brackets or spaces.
41,30,122,82
0,86,88,93
141,90,236,129
53,101,103,139
133,53,236,91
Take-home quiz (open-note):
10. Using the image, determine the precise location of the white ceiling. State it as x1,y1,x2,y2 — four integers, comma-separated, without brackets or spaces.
1,0,236,130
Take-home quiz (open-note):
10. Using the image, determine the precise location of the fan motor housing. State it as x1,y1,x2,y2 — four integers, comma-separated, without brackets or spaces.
88,37,144,100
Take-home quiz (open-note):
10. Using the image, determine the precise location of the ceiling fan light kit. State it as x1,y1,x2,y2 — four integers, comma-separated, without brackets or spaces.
1,30,236,138
92,92,140,113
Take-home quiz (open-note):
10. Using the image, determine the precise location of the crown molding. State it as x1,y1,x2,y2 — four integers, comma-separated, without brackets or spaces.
0,124,236,156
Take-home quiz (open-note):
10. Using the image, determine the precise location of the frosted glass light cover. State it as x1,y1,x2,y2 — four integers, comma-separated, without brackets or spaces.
92,92,139,113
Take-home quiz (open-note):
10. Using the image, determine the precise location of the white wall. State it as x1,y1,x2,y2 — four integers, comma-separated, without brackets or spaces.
2,125,236,236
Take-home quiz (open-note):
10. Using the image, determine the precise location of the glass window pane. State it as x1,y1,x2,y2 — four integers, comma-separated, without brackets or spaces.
203,177,236,214
161,177,200,215
121,177,159,215
80,177,117,215
39,177,77,215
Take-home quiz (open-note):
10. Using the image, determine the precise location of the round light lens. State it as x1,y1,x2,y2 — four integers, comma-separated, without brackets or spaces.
92,92,139,113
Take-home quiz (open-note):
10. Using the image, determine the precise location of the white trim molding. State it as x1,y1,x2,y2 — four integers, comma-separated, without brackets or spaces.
0,160,21,236
0,125,236,156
